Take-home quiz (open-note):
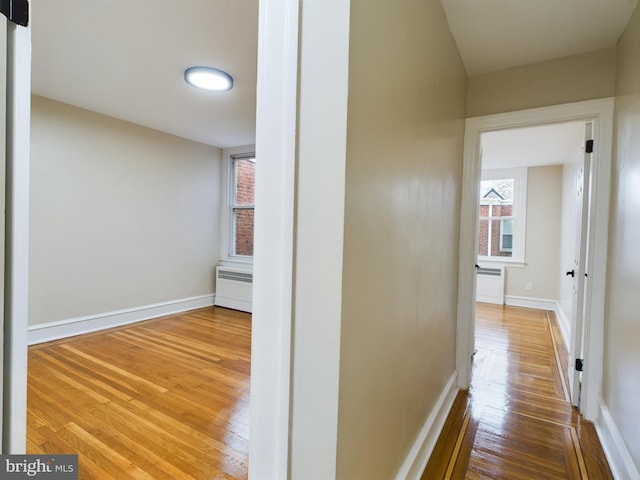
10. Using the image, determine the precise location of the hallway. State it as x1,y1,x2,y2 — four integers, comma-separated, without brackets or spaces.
422,303,612,479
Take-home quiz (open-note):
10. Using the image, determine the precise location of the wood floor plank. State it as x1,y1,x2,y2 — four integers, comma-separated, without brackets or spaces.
27,306,251,480
422,303,613,479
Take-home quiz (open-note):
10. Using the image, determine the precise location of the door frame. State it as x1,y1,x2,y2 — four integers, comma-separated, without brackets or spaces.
3,20,31,453
456,97,615,421
249,0,298,478
568,124,592,408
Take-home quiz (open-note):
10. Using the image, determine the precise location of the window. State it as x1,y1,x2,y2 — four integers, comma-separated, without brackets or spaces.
221,146,256,264
232,156,256,256
478,168,527,262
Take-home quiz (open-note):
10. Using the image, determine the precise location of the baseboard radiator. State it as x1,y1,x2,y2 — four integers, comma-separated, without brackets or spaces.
214,266,253,313
476,266,504,305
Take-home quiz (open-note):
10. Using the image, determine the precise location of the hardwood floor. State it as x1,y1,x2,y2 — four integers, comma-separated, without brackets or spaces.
422,303,613,479
27,306,251,480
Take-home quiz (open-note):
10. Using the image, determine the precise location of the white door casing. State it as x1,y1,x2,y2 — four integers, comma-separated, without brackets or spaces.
457,98,614,421
3,19,31,453
249,0,298,478
0,16,6,452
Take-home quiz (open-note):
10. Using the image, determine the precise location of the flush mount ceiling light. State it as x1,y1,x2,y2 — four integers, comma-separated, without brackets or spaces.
184,66,233,92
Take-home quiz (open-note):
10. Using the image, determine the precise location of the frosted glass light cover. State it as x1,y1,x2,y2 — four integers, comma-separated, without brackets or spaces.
184,66,233,91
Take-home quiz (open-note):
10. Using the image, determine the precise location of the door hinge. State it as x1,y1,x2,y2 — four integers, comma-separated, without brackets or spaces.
0,0,29,26
575,358,584,372
586,139,594,154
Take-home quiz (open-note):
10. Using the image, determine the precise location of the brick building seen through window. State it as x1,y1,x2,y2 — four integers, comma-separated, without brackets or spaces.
233,157,255,257
478,180,514,258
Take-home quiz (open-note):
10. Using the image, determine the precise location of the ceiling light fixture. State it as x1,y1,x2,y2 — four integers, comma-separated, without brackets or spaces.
184,66,233,92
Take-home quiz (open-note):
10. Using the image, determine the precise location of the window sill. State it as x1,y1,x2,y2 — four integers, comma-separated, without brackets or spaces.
477,258,526,268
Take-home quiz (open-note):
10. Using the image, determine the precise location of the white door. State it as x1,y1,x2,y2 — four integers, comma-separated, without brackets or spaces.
567,122,593,408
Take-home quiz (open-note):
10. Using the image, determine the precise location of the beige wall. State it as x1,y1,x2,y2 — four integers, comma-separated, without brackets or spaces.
30,96,222,325
336,0,467,477
606,2,640,470
467,48,617,117
506,166,562,300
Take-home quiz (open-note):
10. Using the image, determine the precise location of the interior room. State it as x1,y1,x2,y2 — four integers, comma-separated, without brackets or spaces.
476,121,586,343
24,1,258,477
0,0,639,479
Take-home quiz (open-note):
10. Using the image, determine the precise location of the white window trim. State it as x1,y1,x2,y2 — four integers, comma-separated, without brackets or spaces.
220,145,256,268
478,167,527,264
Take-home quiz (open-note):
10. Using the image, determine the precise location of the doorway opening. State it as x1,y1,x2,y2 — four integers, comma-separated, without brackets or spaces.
4,0,261,470
456,98,615,422
474,120,591,408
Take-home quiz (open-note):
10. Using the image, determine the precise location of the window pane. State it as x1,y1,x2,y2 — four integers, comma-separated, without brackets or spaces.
234,158,255,206
502,234,513,250
234,208,255,256
479,176,515,258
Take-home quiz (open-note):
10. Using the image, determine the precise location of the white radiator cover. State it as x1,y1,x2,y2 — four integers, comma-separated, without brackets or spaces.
215,266,253,313
476,266,505,305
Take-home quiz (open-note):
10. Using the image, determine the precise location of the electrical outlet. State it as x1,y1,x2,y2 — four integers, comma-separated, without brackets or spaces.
525,282,533,291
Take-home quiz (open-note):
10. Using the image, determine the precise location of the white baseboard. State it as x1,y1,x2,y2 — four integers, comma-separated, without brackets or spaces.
553,303,570,348
595,400,640,480
504,295,556,311
28,294,215,345
395,372,459,480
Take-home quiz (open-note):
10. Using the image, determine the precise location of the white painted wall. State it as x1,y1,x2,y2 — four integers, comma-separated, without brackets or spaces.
29,96,222,326
505,166,562,301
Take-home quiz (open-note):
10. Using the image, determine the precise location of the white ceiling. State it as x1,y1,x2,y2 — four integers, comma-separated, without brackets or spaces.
440,0,638,75
31,0,637,149
481,122,586,170
31,0,258,149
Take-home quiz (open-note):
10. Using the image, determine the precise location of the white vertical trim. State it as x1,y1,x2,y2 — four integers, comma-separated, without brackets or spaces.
3,21,30,454
456,117,481,390
580,100,614,420
288,0,350,472
0,16,7,450
249,0,298,478
457,98,614,423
